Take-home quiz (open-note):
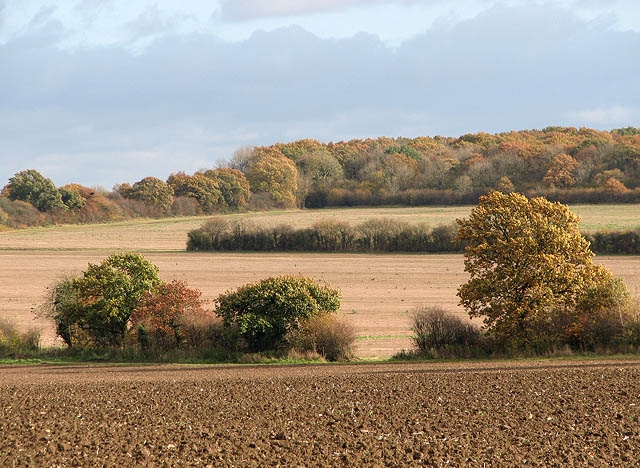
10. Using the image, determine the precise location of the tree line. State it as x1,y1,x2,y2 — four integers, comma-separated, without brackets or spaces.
2,126,640,228
187,217,640,255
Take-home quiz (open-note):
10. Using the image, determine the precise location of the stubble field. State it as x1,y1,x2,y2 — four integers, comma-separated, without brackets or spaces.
2,205,640,357
2,360,640,467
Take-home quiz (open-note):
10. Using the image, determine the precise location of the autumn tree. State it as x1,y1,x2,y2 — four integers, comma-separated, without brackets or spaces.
456,192,628,348
5,169,64,212
167,172,223,213
246,154,298,208
496,176,515,193
130,280,213,350
542,153,579,188
198,168,251,209
118,176,174,212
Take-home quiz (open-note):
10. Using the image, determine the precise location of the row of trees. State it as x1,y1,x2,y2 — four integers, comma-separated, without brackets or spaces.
3,126,640,228
231,126,640,208
187,216,640,255
187,218,461,252
42,253,349,359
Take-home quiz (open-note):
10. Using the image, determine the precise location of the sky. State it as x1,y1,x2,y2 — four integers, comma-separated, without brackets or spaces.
1,0,639,188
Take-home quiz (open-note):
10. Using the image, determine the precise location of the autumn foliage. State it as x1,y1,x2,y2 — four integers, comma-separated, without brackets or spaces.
456,192,631,350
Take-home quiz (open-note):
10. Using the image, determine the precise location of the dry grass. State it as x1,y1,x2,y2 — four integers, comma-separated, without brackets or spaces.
1,204,638,251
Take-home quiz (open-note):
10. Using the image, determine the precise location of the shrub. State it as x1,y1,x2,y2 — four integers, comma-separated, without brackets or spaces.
129,280,214,351
0,318,40,357
287,315,355,361
215,276,341,352
412,306,483,357
42,254,161,348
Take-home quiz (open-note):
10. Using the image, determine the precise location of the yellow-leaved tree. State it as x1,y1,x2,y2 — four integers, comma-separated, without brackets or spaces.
246,154,298,208
456,191,629,349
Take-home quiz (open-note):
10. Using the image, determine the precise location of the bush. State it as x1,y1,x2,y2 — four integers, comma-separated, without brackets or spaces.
0,318,40,357
129,280,214,351
412,306,484,358
215,276,341,352
42,253,161,348
287,315,355,361
186,218,462,253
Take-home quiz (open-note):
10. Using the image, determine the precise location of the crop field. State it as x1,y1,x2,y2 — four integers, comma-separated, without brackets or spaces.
2,205,640,357
2,250,640,357
2,360,640,467
1,204,639,252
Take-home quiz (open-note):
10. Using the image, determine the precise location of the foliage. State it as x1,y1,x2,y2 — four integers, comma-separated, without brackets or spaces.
129,280,213,350
167,172,223,213
215,276,341,351
44,253,162,347
118,177,174,212
198,168,251,209
187,218,462,253
5,169,64,212
456,191,630,348
0,318,40,357
286,315,355,361
246,154,298,207
411,306,484,357
59,185,87,210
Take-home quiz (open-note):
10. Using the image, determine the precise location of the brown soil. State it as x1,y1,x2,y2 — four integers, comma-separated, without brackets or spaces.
2,360,639,467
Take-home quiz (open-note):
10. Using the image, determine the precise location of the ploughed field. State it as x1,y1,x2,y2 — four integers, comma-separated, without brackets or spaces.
2,205,640,357
2,360,639,467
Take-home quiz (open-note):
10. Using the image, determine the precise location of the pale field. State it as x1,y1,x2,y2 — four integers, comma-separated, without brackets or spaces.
2,205,640,358
2,249,640,358
1,204,639,252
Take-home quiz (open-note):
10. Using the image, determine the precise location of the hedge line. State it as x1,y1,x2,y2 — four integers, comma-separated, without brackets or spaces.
188,218,640,255
304,187,640,208
187,218,462,253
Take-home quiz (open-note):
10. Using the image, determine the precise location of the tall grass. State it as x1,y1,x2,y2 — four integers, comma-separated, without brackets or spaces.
0,318,40,357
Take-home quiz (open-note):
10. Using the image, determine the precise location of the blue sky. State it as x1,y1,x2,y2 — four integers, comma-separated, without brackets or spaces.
1,0,639,187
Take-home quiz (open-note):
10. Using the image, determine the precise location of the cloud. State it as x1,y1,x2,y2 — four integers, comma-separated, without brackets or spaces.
0,4,639,188
219,0,437,21
570,106,636,125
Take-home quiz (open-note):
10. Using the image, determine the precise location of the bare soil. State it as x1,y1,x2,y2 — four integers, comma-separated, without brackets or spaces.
2,360,639,467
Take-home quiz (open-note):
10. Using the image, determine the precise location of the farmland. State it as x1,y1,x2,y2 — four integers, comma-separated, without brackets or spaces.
2,360,640,467
2,205,640,357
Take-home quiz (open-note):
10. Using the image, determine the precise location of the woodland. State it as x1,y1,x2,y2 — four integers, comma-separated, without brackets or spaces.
2,126,640,229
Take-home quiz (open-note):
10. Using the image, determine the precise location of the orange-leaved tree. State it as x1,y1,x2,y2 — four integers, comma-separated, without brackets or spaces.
130,280,213,350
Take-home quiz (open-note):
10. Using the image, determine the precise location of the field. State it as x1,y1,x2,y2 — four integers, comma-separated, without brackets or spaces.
2,204,640,252
2,205,640,357
2,360,640,467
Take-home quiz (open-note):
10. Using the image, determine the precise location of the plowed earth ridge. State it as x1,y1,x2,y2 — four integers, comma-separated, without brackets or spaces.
2,360,639,467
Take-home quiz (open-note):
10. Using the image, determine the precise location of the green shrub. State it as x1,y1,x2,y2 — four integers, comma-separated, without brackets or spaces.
215,276,341,352
41,254,161,348
287,315,355,361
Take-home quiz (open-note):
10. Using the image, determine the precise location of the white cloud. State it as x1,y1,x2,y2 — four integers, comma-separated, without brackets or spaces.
0,4,639,187
569,106,636,125
219,0,447,21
